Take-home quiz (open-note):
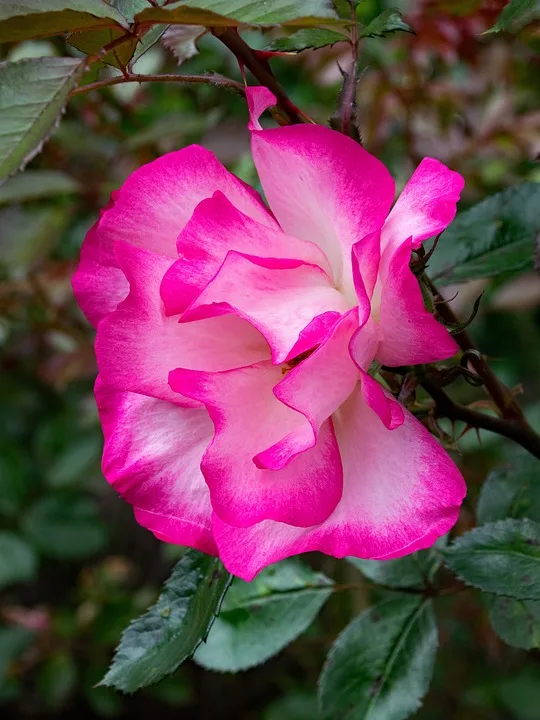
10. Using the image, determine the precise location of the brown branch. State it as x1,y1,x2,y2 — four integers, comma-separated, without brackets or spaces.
421,377,540,461
71,72,245,96
211,28,310,125
427,277,526,422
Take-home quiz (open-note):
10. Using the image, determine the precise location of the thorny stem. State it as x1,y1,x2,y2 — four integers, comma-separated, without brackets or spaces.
421,377,540,461
71,72,245,96
211,28,312,125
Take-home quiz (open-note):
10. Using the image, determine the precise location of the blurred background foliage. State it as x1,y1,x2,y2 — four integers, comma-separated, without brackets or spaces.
1,0,539,717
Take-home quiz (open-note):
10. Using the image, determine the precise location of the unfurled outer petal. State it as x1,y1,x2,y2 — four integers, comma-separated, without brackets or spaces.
72,201,129,328
181,252,349,364
73,146,276,327
375,239,458,367
95,377,217,554
161,191,330,316
382,157,464,254
246,87,395,298
169,362,343,529
97,145,277,259
96,241,269,405
213,385,465,581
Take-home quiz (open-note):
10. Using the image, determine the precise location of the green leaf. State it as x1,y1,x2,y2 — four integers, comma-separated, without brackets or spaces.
359,9,414,38
0,170,80,205
0,57,85,185
0,0,129,43
0,532,38,590
0,627,35,688
37,652,78,709
490,596,540,649
347,537,446,589
68,28,138,69
441,519,540,599
0,205,72,273
22,495,108,560
135,0,338,28
0,441,31,516
194,558,333,672
477,455,540,525
318,595,437,720
102,551,232,693
485,0,540,33
111,0,153,24
429,183,540,285
266,28,346,52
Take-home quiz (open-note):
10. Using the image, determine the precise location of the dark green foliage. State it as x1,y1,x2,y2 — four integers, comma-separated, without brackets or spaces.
477,454,540,524
429,183,540,284
318,596,437,720
194,559,333,672
347,539,445,589
102,551,232,692
442,519,540,599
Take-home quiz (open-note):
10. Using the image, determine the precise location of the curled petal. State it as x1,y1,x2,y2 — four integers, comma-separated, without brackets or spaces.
181,251,349,364
382,157,464,254
160,191,330,316
255,310,359,470
359,370,404,430
376,239,458,366
169,363,343,529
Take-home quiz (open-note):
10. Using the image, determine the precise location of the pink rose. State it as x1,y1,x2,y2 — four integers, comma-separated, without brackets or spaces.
73,87,466,581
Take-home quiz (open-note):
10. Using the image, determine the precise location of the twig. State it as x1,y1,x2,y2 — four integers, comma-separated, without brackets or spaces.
421,377,540,461
427,277,526,422
211,28,311,125
71,72,245,96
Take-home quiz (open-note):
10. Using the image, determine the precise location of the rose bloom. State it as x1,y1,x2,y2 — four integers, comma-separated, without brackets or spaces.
73,87,466,581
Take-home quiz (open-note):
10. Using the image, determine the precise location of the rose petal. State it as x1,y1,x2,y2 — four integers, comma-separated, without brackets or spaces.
95,377,217,554
96,242,270,405
382,157,464,254
169,362,343,529
246,87,395,300
181,251,349,364
161,190,331,315
213,384,465,580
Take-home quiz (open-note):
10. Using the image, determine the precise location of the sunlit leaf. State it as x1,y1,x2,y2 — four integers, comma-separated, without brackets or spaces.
135,0,338,28
0,58,85,184
0,0,128,43
161,25,206,65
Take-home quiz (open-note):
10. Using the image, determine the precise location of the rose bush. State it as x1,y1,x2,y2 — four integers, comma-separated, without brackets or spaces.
73,86,466,581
